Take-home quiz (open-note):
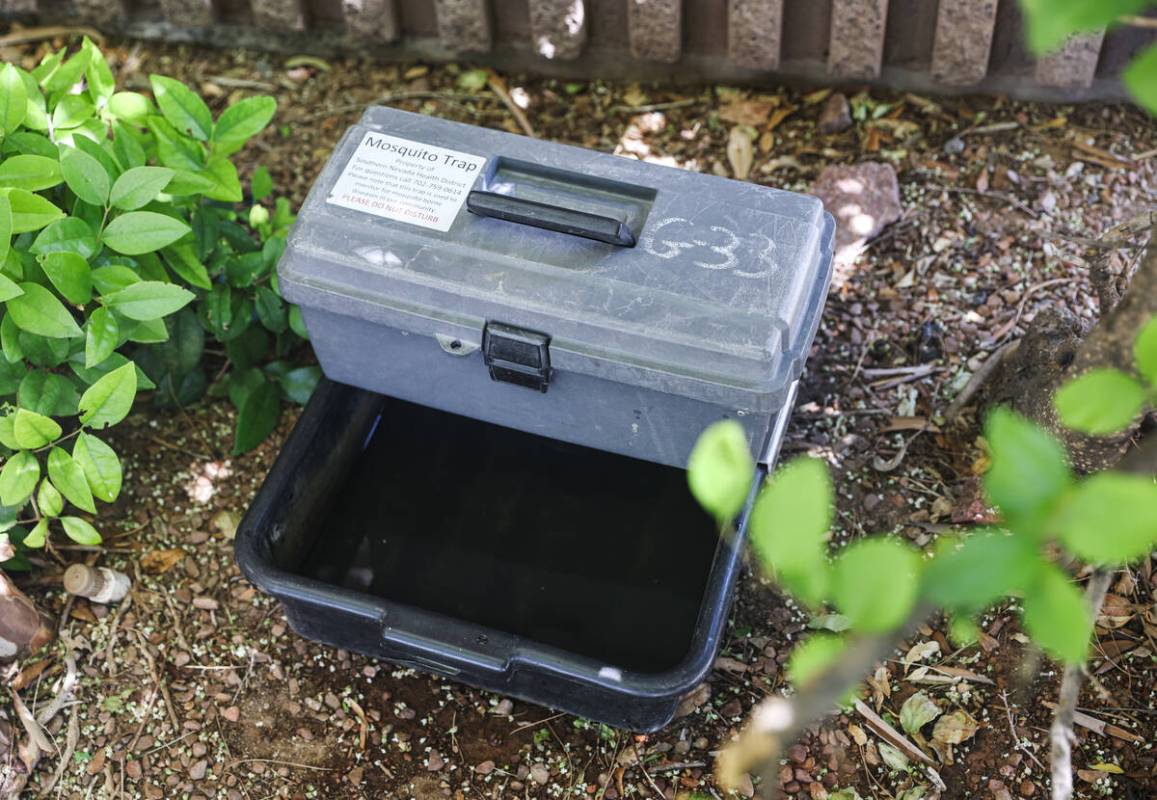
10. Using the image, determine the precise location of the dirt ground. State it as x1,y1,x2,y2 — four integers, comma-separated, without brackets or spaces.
3,34,1157,800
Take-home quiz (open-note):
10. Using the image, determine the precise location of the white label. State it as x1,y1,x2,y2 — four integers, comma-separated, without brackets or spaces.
327,132,487,232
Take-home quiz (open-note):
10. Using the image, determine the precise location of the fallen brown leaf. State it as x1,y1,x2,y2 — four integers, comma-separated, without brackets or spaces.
140,548,186,575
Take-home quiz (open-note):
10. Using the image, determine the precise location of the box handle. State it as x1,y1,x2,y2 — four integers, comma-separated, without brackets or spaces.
466,190,637,247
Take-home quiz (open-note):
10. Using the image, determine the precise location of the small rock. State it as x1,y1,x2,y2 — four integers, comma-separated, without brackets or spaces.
734,773,755,798
493,698,514,716
427,749,444,771
125,760,142,780
192,597,218,611
944,136,966,155
1019,780,1037,797
220,706,241,723
720,698,743,718
989,779,1014,800
529,763,550,785
476,760,495,775
785,781,801,794
189,760,208,781
817,93,852,134
811,162,902,265
809,782,829,800
347,767,363,784
675,683,711,718
787,744,809,765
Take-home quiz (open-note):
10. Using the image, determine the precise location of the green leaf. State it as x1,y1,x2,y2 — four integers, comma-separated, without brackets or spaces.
51,95,94,130
42,47,90,94
0,450,40,506
60,515,100,545
201,157,243,203
4,189,64,233
832,538,921,633
73,136,121,182
37,251,92,305
233,379,280,454
1017,0,1148,55
0,194,10,265
107,91,152,123
5,131,57,158
18,371,78,416
288,304,308,339
85,306,118,368
0,64,28,134
101,211,190,255
686,419,754,521
1125,43,1157,111
0,313,22,362
73,431,121,502
83,38,115,103
1054,368,1147,435
109,166,175,211
0,154,63,191
102,280,194,321
78,361,137,428
148,117,204,172
254,285,287,333
111,122,146,170
1134,316,1157,388
0,414,17,449
749,457,832,606
251,165,273,201
922,531,1044,614
457,68,490,92
6,282,82,338
1022,564,1092,664
276,365,321,405
29,216,98,259
47,447,95,513
91,265,141,295
786,634,847,689
36,477,63,517
900,692,942,735
161,243,212,290
149,75,213,141
1055,473,1157,565
23,517,47,548
59,146,110,206
983,408,1072,532
0,272,21,302
12,408,61,448
212,96,276,154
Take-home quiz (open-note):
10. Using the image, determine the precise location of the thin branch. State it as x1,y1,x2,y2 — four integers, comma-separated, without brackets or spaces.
1049,568,1113,800
717,604,934,797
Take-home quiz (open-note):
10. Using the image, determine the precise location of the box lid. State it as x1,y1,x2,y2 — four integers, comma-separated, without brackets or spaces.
279,106,834,411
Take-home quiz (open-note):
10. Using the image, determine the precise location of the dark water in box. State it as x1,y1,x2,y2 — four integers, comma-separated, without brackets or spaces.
299,397,720,675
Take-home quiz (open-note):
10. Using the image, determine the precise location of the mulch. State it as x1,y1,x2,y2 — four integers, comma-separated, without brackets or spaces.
1,31,1155,800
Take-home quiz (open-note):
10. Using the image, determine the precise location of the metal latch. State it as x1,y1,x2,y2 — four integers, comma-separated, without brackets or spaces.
482,322,551,392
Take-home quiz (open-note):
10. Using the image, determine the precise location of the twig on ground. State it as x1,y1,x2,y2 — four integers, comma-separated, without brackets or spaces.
717,604,934,797
609,98,703,114
944,340,1019,421
205,75,277,91
632,744,666,799
1050,568,1114,800
0,26,102,46
486,71,536,138
999,690,1047,773
852,699,935,766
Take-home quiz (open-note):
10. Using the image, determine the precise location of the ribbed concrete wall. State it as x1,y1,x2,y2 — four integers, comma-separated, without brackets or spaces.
8,0,1153,99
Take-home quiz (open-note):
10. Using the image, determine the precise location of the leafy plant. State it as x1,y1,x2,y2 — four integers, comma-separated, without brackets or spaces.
690,318,1157,678
0,40,312,561
1018,0,1157,113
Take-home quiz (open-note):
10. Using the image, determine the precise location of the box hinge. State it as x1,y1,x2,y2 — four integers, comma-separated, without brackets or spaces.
482,322,551,392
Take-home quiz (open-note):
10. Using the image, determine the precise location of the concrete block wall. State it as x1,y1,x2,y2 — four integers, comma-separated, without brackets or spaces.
6,0,1152,100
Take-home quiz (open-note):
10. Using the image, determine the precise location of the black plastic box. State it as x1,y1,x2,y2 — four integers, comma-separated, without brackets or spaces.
236,379,790,731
